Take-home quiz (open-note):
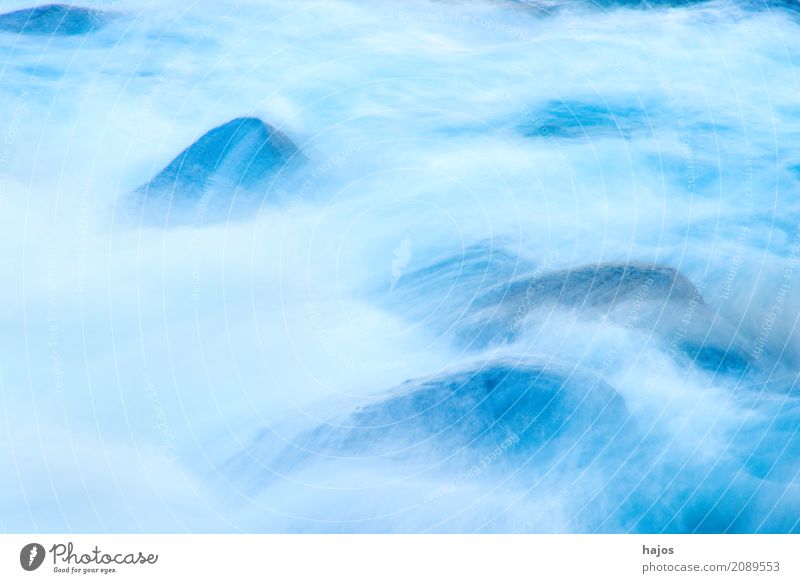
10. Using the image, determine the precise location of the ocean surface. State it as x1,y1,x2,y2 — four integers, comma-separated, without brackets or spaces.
1,0,799,532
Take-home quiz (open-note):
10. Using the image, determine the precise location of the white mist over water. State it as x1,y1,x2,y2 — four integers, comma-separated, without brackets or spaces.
0,0,799,532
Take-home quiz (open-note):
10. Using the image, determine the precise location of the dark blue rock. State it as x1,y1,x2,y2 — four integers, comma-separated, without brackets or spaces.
137,117,302,202
0,4,106,36
390,247,755,376
393,252,698,340
244,362,630,475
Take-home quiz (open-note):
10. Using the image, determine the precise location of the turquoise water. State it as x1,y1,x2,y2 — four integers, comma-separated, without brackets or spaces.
0,0,799,532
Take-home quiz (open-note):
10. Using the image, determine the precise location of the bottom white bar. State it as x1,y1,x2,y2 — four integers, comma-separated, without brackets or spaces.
1,535,796,582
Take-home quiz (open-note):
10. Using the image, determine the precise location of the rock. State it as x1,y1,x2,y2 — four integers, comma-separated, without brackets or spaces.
525,100,652,140
390,247,753,375
137,117,302,201
242,361,629,475
0,4,106,36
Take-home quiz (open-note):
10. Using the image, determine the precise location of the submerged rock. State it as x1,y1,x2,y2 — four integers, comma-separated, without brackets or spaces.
240,361,630,478
525,100,653,140
0,4,106,36
469,262,753,375
385,242,533,333
477,262,699,311
393,251,700,334
391,247,754,375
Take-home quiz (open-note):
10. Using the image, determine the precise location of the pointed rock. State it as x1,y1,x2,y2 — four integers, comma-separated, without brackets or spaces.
137,117,303,203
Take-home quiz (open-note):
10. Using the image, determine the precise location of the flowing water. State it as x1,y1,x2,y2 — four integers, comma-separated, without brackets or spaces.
1,0,799,532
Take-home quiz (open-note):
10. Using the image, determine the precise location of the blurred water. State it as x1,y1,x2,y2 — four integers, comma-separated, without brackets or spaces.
0,0,799,532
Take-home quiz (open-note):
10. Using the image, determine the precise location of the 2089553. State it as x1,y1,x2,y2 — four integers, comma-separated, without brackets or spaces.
730,561,780,572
